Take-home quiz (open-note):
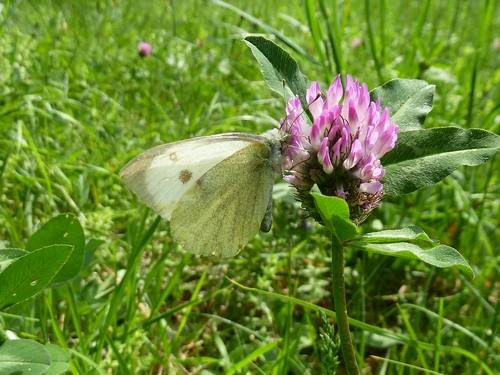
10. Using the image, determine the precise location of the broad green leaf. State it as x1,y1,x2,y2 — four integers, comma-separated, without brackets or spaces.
26,213,85,286
353,226,439,245
0,248,28,272
0,244,73,310
349,241,474,278
370,79,435,131
312,193,358,242
0,339,50,375
381,127,500,196
44,343,71,375
244,35,311,106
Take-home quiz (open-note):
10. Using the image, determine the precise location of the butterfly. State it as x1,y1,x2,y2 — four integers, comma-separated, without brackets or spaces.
120,130,285,257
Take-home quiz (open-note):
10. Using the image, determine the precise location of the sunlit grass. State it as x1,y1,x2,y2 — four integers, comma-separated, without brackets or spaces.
1,0,499,373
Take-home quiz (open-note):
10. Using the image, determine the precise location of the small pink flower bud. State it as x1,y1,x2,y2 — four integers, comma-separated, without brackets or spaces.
138,42,152,57
351,38,362,49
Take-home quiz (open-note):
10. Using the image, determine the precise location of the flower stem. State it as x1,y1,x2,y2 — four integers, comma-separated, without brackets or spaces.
331,234,360,375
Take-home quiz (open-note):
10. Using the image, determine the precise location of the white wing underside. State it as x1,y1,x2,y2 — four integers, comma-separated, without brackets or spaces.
120,132,283,257
120,134,263,219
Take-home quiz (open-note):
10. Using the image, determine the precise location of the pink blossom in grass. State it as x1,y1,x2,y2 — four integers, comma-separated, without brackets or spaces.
138,42,152,57
280,74,399,224
351,38,362,49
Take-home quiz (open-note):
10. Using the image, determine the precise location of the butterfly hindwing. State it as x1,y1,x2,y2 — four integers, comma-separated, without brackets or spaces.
170,141,276,257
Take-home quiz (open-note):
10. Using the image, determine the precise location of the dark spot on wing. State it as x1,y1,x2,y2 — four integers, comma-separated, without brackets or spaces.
179,169,193,184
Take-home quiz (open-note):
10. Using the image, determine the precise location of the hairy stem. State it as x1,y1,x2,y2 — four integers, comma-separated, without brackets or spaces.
331,234,360,375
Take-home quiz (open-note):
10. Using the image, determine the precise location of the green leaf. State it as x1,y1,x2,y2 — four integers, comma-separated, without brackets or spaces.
244,35,311,106
370,79,435,131
82,238,105,270
0,248,28,272
351,226,474,277
44,343,71,375
0,339,50,375
312,193,358,242
26,213,85,286
353,226,439,245
0,244,73,310
381,127,500,195
349,241,474,278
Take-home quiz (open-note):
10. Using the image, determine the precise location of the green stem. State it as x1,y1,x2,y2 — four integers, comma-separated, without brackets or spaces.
331,234,360,375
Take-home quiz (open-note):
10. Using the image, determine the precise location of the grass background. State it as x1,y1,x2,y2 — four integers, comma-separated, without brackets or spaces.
1,0,500,374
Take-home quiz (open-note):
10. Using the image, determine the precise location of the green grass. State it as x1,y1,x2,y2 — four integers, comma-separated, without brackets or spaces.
1,0,500,374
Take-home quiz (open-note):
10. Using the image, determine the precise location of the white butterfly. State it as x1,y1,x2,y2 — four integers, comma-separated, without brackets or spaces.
120,130,285,257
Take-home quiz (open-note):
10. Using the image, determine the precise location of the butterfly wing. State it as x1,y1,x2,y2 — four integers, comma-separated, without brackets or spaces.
170,140,277,257
120,134,263,220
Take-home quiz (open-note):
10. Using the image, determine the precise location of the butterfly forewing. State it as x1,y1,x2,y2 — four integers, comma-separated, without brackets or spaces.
120,134,263,220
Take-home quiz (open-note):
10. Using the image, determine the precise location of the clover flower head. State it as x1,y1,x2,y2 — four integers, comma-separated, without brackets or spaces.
138,42,152,57
280,75,399,224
